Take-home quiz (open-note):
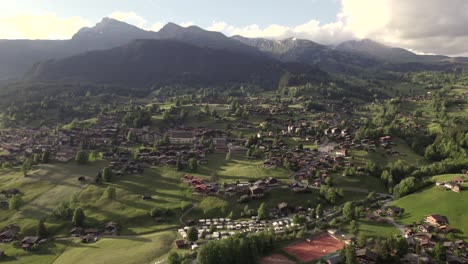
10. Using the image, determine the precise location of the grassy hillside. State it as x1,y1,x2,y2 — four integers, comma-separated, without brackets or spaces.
53,231,177,264
0,162,107,235
0,231,177,264
343,219,399,238
392,174,468,238
196,154,291,183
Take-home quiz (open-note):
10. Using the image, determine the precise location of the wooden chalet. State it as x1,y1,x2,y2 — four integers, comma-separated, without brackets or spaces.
21,237,40,250
424,214,448,227
249,186,265,198
356,248,378,264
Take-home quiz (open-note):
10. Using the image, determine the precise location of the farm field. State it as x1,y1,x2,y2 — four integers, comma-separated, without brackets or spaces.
0,230,178,264
196,154,291,182
343,219,400,238
349,138,427,169
0,162,107,235
53,231,177,264
392,174,468,239
70,166,196,235
332,174,388,194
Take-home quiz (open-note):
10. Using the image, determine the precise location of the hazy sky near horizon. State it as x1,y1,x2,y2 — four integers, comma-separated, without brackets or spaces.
0,0,467,56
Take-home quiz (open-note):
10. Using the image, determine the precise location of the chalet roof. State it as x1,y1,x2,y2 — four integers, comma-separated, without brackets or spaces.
70,227,84,233
84,228,99,234
356,248,378,261
249,186,265,195
170,131,195,139
277,202,288,209
0,230,16,238
443,242,454,247
105,222,118,228
174,240,185,248
414,232,432,239
326,254,340,264
21,236,40,244
426,214,447,223
387,206,403,212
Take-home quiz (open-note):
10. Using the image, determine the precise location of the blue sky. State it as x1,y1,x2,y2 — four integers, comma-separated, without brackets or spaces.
0,0,341,29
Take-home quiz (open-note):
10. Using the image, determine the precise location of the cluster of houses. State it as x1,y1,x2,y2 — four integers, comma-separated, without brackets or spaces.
0,221,119,255
69,222,118,243
435,177,464,193
401,214,466,263
181,173,281,199
0,225,46,251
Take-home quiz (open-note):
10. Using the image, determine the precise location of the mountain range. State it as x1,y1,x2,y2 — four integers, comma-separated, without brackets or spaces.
1,17,467,85
27,39,311,88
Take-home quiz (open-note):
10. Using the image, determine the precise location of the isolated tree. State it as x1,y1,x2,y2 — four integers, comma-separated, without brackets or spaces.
293,214,307,225
396,237,409,256
167,251,182,264
88,150,99,162
176,156,183,171
53,201,73,220
257,203,268,220
309,208,316,219
345,245,357,264
350,220,359,235
41,150,50,163
72,207,85,227
33,154,41,163
316,204,323,218
415,241,421,255
366,191,376,201
433,242,446,261
69,193,79,207
187,226,198,242
343,202,355,220
246,148,252,157
75,150,89,165
37,219,48,238
357,233,367,247
209,142,215,153
188,158,198,172
226,211,234,220
105,186,116,200
102,167,113,182
127,130,137,142
8,194,23,210
21,158,32,176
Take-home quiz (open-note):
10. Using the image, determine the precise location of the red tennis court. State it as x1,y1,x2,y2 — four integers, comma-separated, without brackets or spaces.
283,234,345,262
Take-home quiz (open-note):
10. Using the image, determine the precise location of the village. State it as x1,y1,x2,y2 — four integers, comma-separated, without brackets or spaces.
0,89,465,264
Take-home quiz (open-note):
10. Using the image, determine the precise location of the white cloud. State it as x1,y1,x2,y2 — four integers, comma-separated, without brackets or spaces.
180,21,194,28
150,22,164,32
0,13,90,39
109,11,165,32
352,0,468,55
207,21,228,32
109,11,147,28
209,0,468,55
230,24,290,39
